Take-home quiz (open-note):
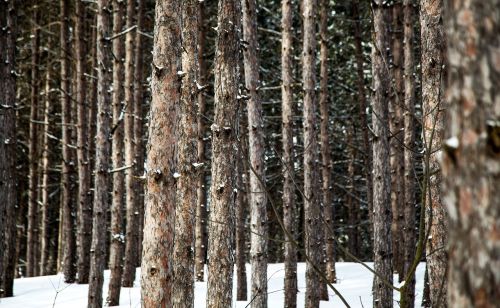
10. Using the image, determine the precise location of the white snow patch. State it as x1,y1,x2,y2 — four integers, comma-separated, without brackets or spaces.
173,172,181,179
445,136,459,149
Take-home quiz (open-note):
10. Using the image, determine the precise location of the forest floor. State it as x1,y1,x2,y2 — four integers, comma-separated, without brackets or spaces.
0,262,425,307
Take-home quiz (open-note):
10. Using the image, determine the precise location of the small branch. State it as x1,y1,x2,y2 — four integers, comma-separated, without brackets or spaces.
106,25,138,41
108,164,133,174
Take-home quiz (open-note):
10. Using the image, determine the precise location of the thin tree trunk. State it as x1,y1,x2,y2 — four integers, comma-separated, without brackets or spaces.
236,141,247,300
122,0,137,287
75,0,92,285
371,1,393,307
107,0,125,304
194,0,208,283
420,0,447,306
443,0,500,306
0,0,17,296
347,128,359,257
242,0,267,305
88,0,112,305
281,0,297,305
140,0,181,306
171,0,198,306
206,0,240,305
319,0,335,285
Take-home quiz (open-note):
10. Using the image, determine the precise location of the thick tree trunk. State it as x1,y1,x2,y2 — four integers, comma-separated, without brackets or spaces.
87,0,112,305
242,0,267,305
302,0,322,306
140,0,181,306
107,0,125,304
122,0,137,288
420,0,447,306
443,0,500,306
0,0,17,296
281,0,297,305
390,2,405,279
206,0,240,306
235,143,247,301
401,1,416,306
171,0,198,306
371,1,393,307
194,0,208,283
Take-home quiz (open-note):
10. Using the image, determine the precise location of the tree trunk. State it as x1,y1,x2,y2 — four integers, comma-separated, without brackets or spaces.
87,0,112,305
194,0,208,283
420,0,447,306
443,0,500,306
401,1,416,306
390,2,405,279
171,0,198,306
281,0,297,305
75,0,92,285
302,0,322,306
242,0,267,305
0,0,17,296
107,0,125,304
122,0,137,288
236,141,247,301
371,1,393,307
206,0,240,305
140,0,181,306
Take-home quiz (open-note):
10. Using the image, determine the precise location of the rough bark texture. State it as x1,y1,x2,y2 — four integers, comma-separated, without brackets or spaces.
171,0,198,306
122,0,137,288
236,142,247,301
140,0,181,306
420,0,447,306
107,0,125,304
302,0,322,306
390,2,405,279
319,0,335,285
75,0,92,285
206,0,240,305
87,0,112,305
401,0,416,306
0,0,17,296
371,1,393,307
195,1,208,283
443,0,500,306
281,0,297,305
60,0,77,283
242,0,268,305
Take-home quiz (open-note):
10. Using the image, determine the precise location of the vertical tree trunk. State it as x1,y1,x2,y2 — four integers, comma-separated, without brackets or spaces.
235,143,247,300
443,0,500,306
390,2,405,279
302,0,322,306
0,0,17,296
27,6,40,278
140,0,181,306
420,0,447,306
347,128,359,257
371,1,393,307
194,0,208,282
171,0,198,306
88,0,112,305
319,0,335,285
75,0,92,285
122,0,137,287
107,0,125,304
401,0,416,306
206,0,240,305
281,0,297,305
242,0,267,305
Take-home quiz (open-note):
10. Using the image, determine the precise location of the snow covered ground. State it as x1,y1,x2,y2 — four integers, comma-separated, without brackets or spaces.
0,262,425,307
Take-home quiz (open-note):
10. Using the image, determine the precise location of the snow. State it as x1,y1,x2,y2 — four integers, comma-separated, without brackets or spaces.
0,263,426,308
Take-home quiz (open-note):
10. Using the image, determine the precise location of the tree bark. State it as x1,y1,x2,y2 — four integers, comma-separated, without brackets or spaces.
371,1,393,307
443,0,500,306
0,0,17,296
236,141,247,301
88,0,112,305
206,0,240,305
107,0,125,304
140,0,181,306
420,0,447,306
242,0,268,305
281,0,297,305
171,0,198,306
